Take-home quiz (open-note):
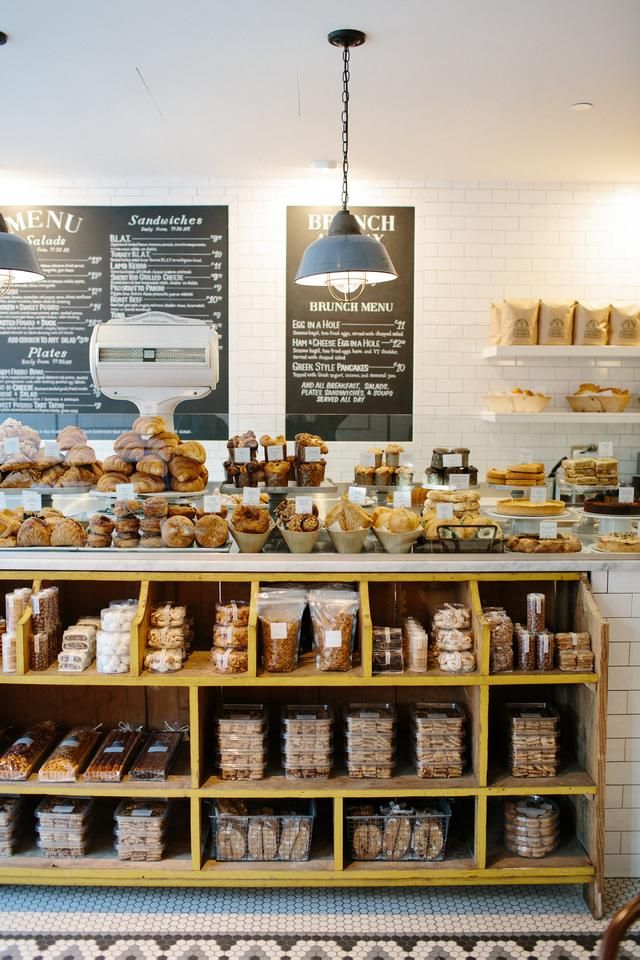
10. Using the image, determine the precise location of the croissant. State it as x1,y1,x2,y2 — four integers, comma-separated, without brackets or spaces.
55,466,95,487
50,518,87,547
39,465,66,486
113,431,145,462
1,470,36,488
57,426,88,450
170,476,206,493
131,472,166,493
33,453,63,470
65,445,96,466
102,455,134,475
132,415,166,437
147,431,180,462
168,456,201,483
174,441,206,464
17,517,51,547
0,457,34,473
0,511,22,538
96,471,131,492
136,455,167,478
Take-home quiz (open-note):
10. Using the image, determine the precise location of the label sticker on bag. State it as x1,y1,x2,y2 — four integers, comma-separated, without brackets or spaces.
348,486,366,505
270,622,288,640
104,743,125,753
393,489,411,508
52,804,75,814
295,496,313,515
324,630,342,648
148,744,169,753
242,487,261,506
131,808,153,817
234,447,251,463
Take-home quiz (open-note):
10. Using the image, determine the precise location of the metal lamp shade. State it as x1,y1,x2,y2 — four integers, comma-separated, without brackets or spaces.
0,231,45,283
295,208,397,288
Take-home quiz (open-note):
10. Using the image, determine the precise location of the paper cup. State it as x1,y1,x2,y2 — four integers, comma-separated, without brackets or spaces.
279,526,320,554
373,526,423,554
229,521,275,553
327,525,370,554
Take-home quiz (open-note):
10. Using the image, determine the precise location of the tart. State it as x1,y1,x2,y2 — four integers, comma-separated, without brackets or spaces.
597,533,640,553
494,499,565,517
584,494,640,516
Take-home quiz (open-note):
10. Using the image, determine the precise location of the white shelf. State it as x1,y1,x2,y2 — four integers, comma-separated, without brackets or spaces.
482,345,640,359
479,411,640,423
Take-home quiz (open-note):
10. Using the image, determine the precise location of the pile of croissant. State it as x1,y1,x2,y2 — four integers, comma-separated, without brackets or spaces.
97,416,208,494
0,419,101,489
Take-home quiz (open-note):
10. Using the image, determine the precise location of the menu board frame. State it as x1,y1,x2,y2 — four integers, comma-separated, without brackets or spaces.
0,204,229,440
285,205,414,442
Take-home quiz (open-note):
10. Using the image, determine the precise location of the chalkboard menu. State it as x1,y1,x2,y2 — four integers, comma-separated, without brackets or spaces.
0,205,228,439
286,205,414,442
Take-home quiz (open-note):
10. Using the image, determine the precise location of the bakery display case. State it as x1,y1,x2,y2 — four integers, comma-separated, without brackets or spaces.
0,562,609,916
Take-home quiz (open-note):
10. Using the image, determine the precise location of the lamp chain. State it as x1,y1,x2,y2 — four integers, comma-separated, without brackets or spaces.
340,43,350,211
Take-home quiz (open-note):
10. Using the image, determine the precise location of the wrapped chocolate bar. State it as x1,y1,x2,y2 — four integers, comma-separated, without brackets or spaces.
128,727,184,781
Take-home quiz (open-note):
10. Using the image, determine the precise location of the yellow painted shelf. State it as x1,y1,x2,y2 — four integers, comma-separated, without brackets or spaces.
0,568,608,916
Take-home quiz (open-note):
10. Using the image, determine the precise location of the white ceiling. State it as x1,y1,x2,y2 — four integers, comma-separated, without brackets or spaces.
2,0,640,183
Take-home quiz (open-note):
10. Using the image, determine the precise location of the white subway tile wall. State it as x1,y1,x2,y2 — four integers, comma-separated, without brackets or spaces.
1,175,639,874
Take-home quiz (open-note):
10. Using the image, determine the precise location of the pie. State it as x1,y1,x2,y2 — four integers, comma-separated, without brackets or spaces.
494,499,565,517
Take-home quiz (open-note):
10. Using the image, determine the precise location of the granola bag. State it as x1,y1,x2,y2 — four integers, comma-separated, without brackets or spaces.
257,587,307,673
309,587,360,672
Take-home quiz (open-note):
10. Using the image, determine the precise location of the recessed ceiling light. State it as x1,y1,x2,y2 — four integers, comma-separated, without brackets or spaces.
571,101,593,112
0,32,8,46
310,159,337,170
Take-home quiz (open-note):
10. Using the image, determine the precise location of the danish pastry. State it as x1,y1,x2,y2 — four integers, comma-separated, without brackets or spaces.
102,455,134,476
57,426,88,450
17,517,51,547
65,445,96,466
50,518,87,547
231,505,270,533
161,515,195,548
174,441,206,464
132,415,166,437
195,514,228,548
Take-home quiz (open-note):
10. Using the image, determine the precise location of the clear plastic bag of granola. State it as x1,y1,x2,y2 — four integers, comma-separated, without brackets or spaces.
308,587,359,672
257,588,307,673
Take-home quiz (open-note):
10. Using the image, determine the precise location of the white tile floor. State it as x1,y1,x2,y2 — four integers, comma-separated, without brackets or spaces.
0,879,638,936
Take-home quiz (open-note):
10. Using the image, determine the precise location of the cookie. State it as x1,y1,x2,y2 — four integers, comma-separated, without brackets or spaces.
352,822,382,860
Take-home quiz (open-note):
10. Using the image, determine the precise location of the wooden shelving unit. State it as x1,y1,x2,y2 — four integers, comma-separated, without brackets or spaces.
482,345,640,359
0,568,608,915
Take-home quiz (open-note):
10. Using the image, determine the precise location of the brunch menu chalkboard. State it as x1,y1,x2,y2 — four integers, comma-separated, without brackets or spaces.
286,205,414,442
0,205,228,439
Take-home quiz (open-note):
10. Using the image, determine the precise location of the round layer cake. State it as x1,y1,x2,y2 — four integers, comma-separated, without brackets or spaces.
584,494,640,516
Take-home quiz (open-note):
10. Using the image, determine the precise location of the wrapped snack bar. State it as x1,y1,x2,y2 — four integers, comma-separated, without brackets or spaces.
0,721,59,781
38,726,102,782
83,725,144,782
128,728,184,781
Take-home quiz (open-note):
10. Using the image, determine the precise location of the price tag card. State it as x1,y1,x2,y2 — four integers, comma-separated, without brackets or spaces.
348,486,367,505
518,448,534,464
3,437,19,455
360,451,376,468
267,445,284,460
393,489,412,508
203,494,222,514
436,503,454,520
115,483,135,501
295,496,313,514
442,453,462,468
303,446,321,463
398,453,413,466
449,474,470,490
539,520,558,539
22,491,42,512
0,493,6,510
233,447,251,464
242,487,261,506
530,486,547,503
619,486,635,504
44,441,61,458
598,441,614,458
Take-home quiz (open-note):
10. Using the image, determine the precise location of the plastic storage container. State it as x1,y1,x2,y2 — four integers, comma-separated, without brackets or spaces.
503,796,560,858
507,703,560,778
344,703,396,779
281,705,333,780
114,798,171,861
35,796,95,858
411,702,466,778
216,704,268,781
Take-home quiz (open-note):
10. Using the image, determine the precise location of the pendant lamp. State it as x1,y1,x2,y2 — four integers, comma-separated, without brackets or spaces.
295,29,397,303
0,212,45,297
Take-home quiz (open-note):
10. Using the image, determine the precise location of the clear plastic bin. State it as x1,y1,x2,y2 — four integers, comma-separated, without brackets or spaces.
35,796,95,829
215,704,267,737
